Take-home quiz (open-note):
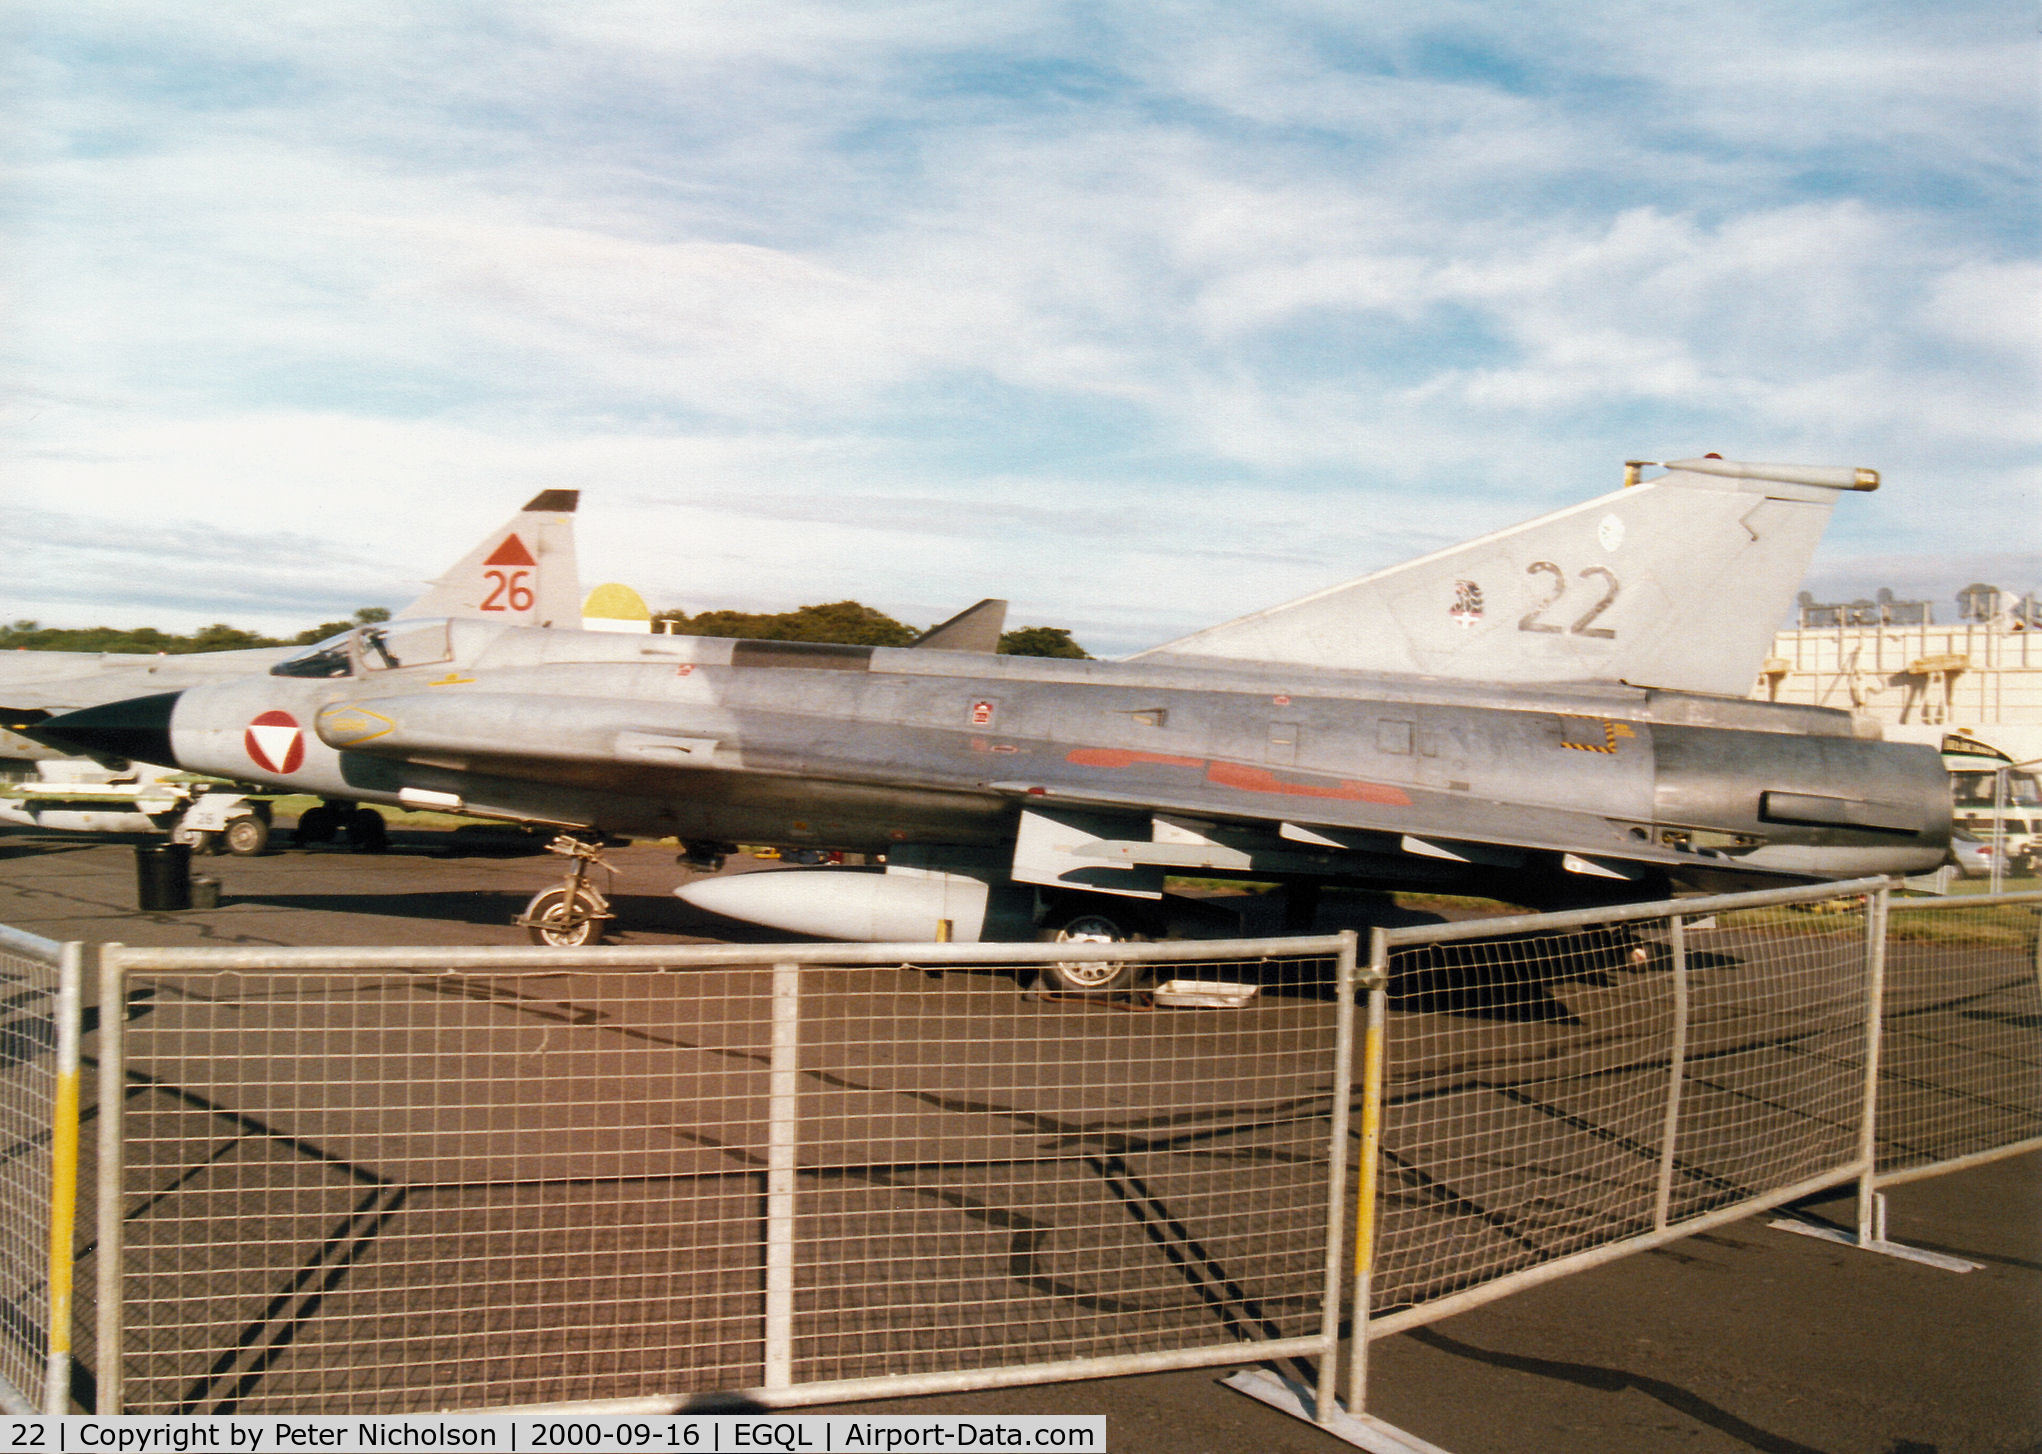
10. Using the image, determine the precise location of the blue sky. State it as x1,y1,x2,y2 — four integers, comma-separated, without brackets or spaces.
5,2,2036,654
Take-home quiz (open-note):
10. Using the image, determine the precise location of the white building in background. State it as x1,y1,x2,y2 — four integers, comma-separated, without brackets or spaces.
1754,585,2042,765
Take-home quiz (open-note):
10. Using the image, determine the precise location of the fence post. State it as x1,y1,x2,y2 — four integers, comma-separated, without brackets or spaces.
1654,916,1690,1232
2033,900,2041,994
1312,932,1359,1424
1856,886,1891,1247
1343,929,1390,1415
762,960,801,1391
95,947,126,1415
42,942,82,1415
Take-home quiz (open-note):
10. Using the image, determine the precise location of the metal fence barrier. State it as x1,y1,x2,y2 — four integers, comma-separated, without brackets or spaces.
86,935,1360,1416
0,924,80,1416
1292,879,2042,1446
0,882,2034,1436
1341,876,1893,1412
1875,891,2042,1187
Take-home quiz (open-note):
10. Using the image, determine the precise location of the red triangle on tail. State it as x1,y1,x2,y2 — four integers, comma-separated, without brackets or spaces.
484,534,537,567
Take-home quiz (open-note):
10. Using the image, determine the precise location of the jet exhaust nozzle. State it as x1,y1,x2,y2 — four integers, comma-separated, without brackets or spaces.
27,691,183,767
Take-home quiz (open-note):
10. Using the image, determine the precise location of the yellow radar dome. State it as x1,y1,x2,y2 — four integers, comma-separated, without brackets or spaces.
582,582,652,633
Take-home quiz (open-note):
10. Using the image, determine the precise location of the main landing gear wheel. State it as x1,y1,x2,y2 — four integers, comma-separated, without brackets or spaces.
1034,910,1149,994
343,807,387,854
293,803,341,846
522,885,610,947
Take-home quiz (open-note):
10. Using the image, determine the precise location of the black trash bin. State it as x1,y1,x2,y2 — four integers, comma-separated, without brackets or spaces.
135,843,193,911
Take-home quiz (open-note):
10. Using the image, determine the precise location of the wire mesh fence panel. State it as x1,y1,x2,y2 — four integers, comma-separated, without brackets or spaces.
93,947,1349,1414
1666,904,1871,1223
73,889,2039,1413
1368,896,1873,1321
0,932,65,1411
1878,897,2042,1178
1370,921,1683,1313
793,957,1344,1385
98,965,783,1414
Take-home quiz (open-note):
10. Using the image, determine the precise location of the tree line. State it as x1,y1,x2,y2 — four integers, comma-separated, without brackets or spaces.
3,602,1090,658
0,608,390,655
653,601,1089,657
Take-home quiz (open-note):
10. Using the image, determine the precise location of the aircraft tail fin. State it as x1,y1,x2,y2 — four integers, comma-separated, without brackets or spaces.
911,598,1009,653
1138,459,1878,697
396,490,582,627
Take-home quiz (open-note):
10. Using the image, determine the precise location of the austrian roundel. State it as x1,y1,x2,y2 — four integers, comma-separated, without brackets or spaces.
245,710,307,775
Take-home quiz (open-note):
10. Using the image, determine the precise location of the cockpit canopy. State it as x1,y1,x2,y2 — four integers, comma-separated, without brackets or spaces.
271,631,353,678
270,619,454,679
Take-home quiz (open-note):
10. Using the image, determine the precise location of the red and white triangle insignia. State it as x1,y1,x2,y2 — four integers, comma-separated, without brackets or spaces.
484,534,537,567
245,711,306,775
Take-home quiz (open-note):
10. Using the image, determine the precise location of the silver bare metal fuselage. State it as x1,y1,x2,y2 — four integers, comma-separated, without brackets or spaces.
159,619,1950,899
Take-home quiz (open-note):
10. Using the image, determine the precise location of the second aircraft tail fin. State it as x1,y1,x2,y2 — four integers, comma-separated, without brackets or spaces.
396,490,582,627
1138,459,1878,698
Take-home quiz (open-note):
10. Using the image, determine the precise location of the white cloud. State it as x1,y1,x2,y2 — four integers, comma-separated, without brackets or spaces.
3,1,2033,654
1914,260,2042,364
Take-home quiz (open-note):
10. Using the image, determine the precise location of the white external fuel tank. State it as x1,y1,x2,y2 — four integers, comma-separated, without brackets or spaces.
677,864,998,942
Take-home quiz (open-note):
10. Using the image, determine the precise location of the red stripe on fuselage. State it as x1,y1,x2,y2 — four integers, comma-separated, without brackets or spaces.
1065,747,1413,806
1204,761,1413,805
1064,748,1206,770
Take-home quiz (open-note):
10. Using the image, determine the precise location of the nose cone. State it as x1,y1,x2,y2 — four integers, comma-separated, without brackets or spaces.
28,691,183,767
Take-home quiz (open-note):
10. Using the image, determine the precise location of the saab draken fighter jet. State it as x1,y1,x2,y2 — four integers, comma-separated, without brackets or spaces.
34,459,1951,987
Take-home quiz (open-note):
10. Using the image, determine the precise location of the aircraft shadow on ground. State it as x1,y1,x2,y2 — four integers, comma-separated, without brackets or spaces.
1178,891,1647,1019
0,827,158,859
1381,931,1745,1024
215,888,834,943
644,889,1749,1012
210,880,1745,1009
0,840,113,862
0,824,547,863
223,889,540,929
291,830,550,860
1390,957,1598,1023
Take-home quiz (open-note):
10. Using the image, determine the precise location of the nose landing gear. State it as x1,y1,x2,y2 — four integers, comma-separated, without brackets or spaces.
517,834,617,946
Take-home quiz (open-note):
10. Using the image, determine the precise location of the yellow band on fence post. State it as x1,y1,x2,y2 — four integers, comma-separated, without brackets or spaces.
1345,930,1389,1415
44,943,83,1414
1353,1006,1384,1271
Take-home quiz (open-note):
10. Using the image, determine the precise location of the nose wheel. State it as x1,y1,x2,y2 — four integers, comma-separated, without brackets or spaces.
517,835,617,946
